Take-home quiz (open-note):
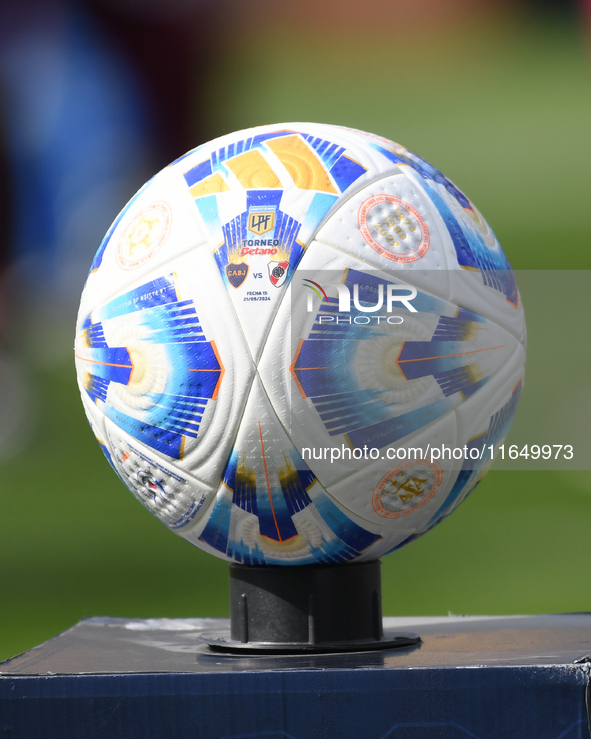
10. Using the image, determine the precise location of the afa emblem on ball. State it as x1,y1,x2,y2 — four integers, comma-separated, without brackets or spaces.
75,123,525,565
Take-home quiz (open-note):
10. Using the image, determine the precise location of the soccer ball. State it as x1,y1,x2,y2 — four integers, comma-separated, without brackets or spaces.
75,123,525,565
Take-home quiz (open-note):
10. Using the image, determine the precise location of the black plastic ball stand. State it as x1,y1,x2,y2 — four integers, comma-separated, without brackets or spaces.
199,560,421,654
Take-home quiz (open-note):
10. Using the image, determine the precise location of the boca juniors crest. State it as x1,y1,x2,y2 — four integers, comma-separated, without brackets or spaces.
268,261,289,288
226,262,249,288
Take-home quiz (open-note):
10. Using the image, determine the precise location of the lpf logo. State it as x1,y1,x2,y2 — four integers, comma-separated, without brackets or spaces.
303,278,417,314
248,210,275,236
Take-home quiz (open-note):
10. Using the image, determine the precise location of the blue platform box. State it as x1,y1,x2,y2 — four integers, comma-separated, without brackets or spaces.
1,614,590,738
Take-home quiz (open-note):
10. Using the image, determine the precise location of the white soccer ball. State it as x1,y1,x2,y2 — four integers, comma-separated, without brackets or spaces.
75,123,525,565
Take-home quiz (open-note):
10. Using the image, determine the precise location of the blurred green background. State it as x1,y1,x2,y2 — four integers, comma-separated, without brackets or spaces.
1,1,590,662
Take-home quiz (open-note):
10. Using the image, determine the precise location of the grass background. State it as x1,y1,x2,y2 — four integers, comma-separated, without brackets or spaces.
1,10,590,662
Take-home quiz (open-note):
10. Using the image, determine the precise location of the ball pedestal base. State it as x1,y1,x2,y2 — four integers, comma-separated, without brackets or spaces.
199,560,420,653
4,614,590,738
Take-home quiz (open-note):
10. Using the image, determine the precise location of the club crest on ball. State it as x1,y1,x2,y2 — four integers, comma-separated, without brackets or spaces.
226,262,249,288
268,261,289,287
